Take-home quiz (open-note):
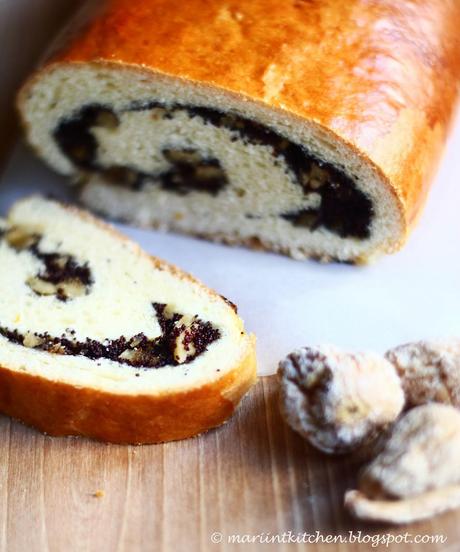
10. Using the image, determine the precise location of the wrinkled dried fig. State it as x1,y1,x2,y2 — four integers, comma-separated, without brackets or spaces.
278,346,404,454
346,404,460,524
386,340,460,408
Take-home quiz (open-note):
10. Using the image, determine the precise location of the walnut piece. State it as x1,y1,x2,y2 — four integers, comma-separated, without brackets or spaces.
163,149,203,164
118,349,141,363
277,346,404,454
5,226,39,250
27,276,86,300
346,403,460,523
22,332,44,349
386,340,460,408
58,279,87,299
173,315,198,364
26,276,58,296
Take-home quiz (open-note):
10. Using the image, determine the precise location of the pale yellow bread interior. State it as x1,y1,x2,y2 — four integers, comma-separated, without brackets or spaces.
19,64,404,262
0,196,256,395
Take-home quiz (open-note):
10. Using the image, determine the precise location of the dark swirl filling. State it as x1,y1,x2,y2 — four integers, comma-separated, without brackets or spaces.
0,230,221,368
53,102,374,239
3,226,92,301
0,303,220,369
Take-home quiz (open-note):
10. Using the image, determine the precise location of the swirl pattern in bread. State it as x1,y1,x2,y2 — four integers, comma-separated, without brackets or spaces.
0,196,256,443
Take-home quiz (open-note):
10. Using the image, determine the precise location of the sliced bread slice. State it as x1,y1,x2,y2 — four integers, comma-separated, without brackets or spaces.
0,196,256,443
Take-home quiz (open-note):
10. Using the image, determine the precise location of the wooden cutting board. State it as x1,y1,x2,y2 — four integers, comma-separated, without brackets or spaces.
0,375,458,552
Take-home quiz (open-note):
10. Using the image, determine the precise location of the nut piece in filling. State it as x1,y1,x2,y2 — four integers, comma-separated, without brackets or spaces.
277,345,404,455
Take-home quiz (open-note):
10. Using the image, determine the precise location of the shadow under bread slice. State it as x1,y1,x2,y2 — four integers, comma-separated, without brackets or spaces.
0,196,256,444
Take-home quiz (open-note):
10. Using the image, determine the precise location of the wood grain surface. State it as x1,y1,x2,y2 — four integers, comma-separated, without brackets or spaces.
0,375,458,552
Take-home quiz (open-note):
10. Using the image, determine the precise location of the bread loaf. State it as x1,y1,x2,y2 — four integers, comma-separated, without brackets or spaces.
18,0,460,262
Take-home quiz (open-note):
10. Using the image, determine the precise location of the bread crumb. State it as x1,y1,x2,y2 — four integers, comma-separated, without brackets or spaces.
93,489,105,498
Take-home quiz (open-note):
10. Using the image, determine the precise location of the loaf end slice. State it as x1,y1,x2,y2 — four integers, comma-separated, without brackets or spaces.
18,0,460,263
0,196,256,443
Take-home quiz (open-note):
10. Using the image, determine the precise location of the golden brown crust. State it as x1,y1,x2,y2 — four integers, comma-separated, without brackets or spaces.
0,197,257,444
0,343,257,444
32,0,460,238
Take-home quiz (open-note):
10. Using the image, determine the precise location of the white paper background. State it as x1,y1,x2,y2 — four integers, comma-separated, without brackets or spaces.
1,115,459,375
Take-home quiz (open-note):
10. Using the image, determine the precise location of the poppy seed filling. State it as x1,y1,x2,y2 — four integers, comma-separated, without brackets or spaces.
53,102,374,239
0,304,220,369
0,229,221,369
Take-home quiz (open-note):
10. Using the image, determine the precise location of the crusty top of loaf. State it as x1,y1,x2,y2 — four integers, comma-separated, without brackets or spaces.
39,0,460,228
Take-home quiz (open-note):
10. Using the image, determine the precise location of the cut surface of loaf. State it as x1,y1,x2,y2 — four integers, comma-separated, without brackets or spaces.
0,196,256,443
18,0,460,262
